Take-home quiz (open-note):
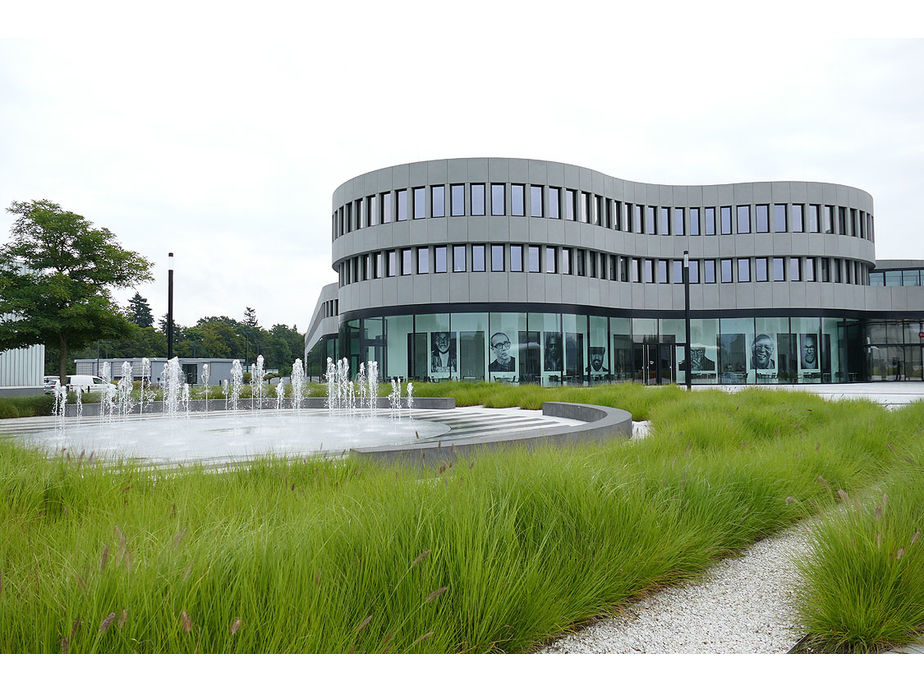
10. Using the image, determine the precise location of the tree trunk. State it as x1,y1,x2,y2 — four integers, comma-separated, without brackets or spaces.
58,334,68,386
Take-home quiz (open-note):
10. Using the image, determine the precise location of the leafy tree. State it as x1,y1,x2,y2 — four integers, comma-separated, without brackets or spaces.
127,291,154,328
0,200,152,382
243,306,259,328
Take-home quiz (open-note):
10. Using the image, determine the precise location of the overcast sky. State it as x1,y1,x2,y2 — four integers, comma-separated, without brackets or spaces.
2,4,923,334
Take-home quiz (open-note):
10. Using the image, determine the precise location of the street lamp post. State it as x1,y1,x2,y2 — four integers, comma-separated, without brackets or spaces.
683,250,691,391
167,252,174,360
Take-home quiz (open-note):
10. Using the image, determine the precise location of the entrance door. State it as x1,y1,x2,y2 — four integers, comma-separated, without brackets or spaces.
635,343,675,385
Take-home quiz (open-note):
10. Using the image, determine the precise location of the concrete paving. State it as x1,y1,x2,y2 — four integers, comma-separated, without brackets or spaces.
699,382,924,408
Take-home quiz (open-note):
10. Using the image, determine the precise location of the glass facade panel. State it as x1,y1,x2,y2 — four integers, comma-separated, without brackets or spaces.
548,187,560,219
823,205,834,233
721,206,732,234
384,315,412,379
528,245,540,272
491,184,505,215
471,184,485,216
674,207,685,235
491,244,504,271
453,245,466,272
489,313,527,382
689,208,700,235
564,189,575,220
660,207,670,235
756,204,769,233
472,244,485,272
510,244,523,272
435,246,447,273
672,260,683,284
610,317,632,382
720,259,733,283
738,258,750,282
450,312,488,382
737,205,751,234
805,257,815,282
387,249,397,277
532,312,562,385
562,314,588,384
417,247,429,273
382,191,394,223
705,207,716,235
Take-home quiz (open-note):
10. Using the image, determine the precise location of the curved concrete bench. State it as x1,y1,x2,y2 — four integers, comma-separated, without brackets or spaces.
350,401,633,466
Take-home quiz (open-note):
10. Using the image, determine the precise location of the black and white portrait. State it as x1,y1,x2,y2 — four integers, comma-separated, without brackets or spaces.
680,346,716,372
430,331,457,373
544,332,563,371
588,346,608,373
489,332,516,372
750,333,776,370
800,334,818,370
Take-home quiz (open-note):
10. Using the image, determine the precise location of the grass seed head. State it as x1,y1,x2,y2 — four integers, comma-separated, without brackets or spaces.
231,617,242,636
357,614,373,632
99,612,116,634
837,489,849,503
412,631,434,646
425,586,448,603
411,549,431,567
100,545,109,572
118,609,128,629
181,610,192,633
912,530,921,545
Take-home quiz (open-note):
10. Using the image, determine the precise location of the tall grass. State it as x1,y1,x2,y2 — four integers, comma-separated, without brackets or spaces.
0,385,920,653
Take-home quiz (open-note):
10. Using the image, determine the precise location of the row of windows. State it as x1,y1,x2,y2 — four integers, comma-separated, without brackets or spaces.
333,183,875,242
869,269,924,287
337,243,871,287
321,299,339,319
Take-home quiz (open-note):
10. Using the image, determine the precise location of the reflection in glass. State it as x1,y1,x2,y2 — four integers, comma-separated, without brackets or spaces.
471,184,485,216
450,184,464,216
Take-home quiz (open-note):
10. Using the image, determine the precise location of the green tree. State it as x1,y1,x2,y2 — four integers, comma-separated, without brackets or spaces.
0,200,152,382
127,291,154,328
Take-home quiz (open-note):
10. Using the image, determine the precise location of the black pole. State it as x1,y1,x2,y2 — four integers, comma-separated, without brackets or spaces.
683,250,691,391
167,252,174,360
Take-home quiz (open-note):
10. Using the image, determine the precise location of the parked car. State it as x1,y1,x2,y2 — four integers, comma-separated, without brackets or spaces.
65,375,110,393
43,376,60,395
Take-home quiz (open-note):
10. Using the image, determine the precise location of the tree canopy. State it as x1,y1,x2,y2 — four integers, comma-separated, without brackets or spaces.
127,291,154,328
0,199,152,382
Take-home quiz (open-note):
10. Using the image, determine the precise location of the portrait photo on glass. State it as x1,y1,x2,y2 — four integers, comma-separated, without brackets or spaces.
489,332,516,372
543,332,563,371
430,331,457,374
680,346,716,372
588,346,608,373
720,333,747,378
800,333,819,370
751,333,776,370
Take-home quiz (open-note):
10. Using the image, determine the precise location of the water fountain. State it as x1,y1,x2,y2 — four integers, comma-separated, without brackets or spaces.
291,358,305,410
229,360,243,411
100,362,116,422
118,361,134,417
201,363,210,413
252,355,265,410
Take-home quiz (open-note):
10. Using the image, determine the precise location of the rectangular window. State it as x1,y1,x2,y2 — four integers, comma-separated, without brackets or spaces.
453,245,466,272
510,244,523,272
773,257,785,281
789,256,801,281
773,204,786,232
756,204,769,233
689,208,700,236
382,192,394,223
472,244,485,272
450,184,464,216
613,200,622,230
657,259,668,283
720,206,732,235
808,204,819,233
417,247,429,273
737,205,751,234
491,184,505,216
471,184,485,216
387,249,397,276
530,185,543,217
838,206,847,235
672,259,683,283
545,246,557,273
673,207,685,236
690,259,700,284
564,189,576,221
834,259,842,283
703,259,716,284
633,203,642,233
705,207,716,235
397,189,408,221
660,207,670,235
528,245,540,272
756,257,768,282
367,195,377,226
643,258,654,283
435,246,447,273
791,204,803,232
737,258,750,282
355,200,363,230
859,211,866,238
511,184,525,216
646,205,656,235
821,258,830,282
401,248,412,275
413,187,426,219
631,257,641,282
561,247,571,275
375,252,383,278
823,205,834,233
491,244,504,271
586,250,595,278
804,257,815,282
610,255,619,280
597,196,605,226
579,192,590,223
548,187,560,219
720,259,733,283
575,249,586,277
344,202,352,233
431,185,445,218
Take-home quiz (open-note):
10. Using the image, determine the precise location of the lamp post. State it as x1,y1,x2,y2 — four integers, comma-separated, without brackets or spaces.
167,252,174,360
683,250,691,391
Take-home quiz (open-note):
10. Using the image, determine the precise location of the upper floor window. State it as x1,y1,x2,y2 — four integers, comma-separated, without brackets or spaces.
659,207,670,236
528,245,540,272
789,257,801,281
471,184,486,216
387,249,397,276
805,257,815,282
561,247,571,275
720,206,732,235
790,204,803,233
417,247,429,273
823,205,834,234
673,208,685,236
530,186,543,217
545,246,557,273
773,257,785,281
808,204,819,233
413,187,426,219
450,184,465,216
548,187,561,219
737,205,751,234
689,208,699,236
453,245,466,272
705,207,716,235
703,259,716,284
756,257,768,282
579,192,590,223
491,184,505,216
720,258,733,283
756,204,769,233
646,206,656,235
431,186,445,218
472,244,486,272
491,244,504,271
511,184,525,217
564,189,576,221
367,195,377,226
737,258,750,282
382,191,394,224
689,259,700,284
838,206,848,235
435,246,447,273
396,189,408,221
643,258,654,283
510,244,523,272
773,204,786,232
657,259,668,283
613,200,622,230
401,248,413,275
672,260,683,283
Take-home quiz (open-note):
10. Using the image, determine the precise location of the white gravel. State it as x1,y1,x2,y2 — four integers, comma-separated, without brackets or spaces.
539,524,812,654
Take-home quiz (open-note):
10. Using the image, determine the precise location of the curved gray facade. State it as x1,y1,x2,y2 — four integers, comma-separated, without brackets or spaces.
307,158,923,385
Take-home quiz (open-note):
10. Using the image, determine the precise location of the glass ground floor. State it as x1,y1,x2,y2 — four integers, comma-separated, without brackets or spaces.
302,309,924,386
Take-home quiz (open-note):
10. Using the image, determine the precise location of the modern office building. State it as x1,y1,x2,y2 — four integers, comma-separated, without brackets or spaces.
305,158,924,385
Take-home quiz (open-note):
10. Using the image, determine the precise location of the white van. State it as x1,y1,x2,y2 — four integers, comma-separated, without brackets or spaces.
66,375,110,393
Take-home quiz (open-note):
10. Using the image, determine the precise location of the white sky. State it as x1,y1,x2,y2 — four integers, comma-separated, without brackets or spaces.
2,3,923,333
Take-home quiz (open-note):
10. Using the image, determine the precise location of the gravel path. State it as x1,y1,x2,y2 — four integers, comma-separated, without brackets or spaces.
540,524,812,654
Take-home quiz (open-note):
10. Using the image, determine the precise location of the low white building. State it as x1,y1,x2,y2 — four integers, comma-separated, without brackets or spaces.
0,343,45,396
